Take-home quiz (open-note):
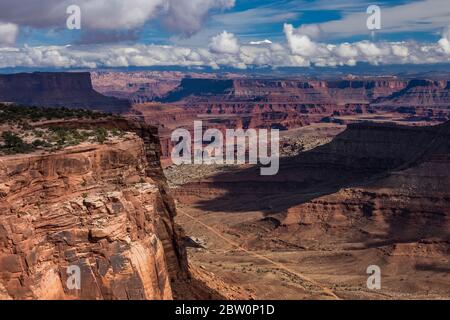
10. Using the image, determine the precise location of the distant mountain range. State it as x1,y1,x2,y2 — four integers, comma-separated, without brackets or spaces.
2,62,450,78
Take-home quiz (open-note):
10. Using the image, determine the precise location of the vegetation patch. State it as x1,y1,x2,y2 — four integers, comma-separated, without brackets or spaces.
0,104,129,155
0,103,117,124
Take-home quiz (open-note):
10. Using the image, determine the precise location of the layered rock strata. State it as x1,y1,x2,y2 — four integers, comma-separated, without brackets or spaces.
0,72,130,113
0,119,188,300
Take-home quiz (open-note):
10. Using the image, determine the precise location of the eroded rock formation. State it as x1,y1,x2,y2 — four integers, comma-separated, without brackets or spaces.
159,78,408,104
0,72,130,113
0,119,188,300
274,122,450,249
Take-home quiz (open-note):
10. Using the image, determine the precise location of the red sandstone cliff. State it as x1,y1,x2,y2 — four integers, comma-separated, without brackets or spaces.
373,79,450,121
142,77,409,135
159,78,407,105
0,73,130,114
0,118,189,300
374,79,450,107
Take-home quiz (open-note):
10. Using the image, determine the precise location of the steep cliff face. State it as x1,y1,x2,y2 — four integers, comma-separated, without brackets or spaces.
160,78,407,104
374,79,450,107
276,121,450,248
0,73,130,113
159,79,234,103
0,119,189,300
373,80,450,122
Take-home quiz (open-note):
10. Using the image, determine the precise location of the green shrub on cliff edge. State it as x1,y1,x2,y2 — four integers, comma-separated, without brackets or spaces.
0,131,34,154
0,104,127,154
49,127,91,147
0,103,111,124
95,128,108,144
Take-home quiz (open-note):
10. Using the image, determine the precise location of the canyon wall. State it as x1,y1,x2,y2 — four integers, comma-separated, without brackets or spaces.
0,119,189,300
0,73,130,113
156,77,450,119
275,121,450,250
373,79,450,121
144,78,410,134
159,78,408,104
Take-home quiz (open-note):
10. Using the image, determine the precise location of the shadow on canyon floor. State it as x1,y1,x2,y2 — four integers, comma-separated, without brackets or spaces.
185,121,450,245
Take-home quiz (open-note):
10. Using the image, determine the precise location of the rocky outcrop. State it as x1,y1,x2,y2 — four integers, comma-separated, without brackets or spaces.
0,119,189,300
91,71,183,104
275,121,450,248
373,79,450,121
0,72,130,113
374,79,450,107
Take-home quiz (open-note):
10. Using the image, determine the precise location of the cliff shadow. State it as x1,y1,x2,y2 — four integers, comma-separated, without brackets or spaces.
190,154,392,216
189,122,430,215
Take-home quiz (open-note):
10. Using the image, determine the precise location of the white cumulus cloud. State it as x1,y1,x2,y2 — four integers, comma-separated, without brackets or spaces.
336,43,359,58
0,0,235,37
249,39,272,45
284,23,317,57
209,31,240,54
1,23,450,70
439,25,450,54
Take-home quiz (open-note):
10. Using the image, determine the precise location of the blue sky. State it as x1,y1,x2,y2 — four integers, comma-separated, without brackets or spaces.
10,0,447,46
0,0,449,69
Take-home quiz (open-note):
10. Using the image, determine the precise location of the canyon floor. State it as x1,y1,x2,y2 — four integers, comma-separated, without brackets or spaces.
174,204,450,300
165,122,450,300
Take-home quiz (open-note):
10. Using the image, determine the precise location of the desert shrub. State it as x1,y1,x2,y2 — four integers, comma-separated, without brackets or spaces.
50,127,69,146
49,127,90,147
0,103,110,124
111,128,125,137
1,131,34,154
69,130,87,145
33,129,44,138
19,121,33,130
95,128,108,144
32,139,52,148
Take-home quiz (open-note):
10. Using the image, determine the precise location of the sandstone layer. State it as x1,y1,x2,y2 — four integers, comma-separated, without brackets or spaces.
0,118,189,300
0,73,130,113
